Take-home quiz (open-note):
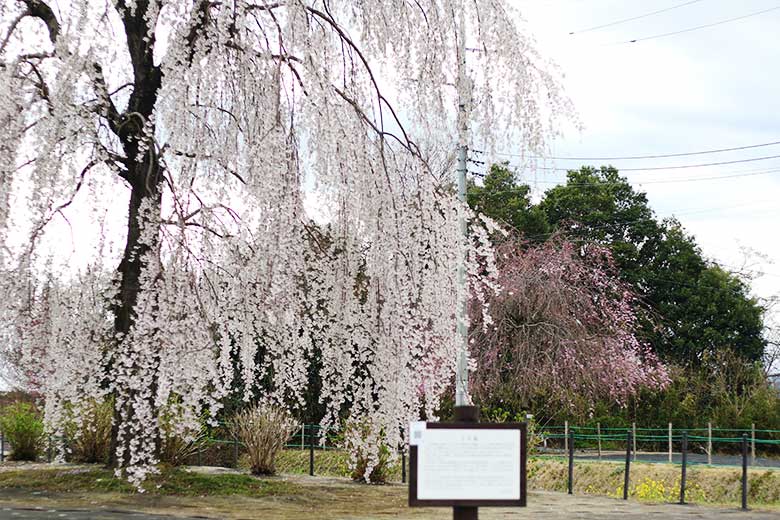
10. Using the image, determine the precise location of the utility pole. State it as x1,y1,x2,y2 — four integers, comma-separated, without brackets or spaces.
453,11,477,520
454,1,470,409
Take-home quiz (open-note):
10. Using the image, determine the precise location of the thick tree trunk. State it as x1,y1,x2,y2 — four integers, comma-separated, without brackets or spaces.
107,0,163,465
108,174,162,467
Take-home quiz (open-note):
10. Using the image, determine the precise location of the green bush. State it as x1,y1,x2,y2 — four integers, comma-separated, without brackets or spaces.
158,407,208,467
65,399,113,464
0,402,44,461
344,421,392,484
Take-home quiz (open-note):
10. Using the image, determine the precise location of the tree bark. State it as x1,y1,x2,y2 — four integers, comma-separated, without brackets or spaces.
107,0,164,468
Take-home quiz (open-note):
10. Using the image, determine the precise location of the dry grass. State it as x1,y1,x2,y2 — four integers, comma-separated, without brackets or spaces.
230,404,297,475
529,457,780,508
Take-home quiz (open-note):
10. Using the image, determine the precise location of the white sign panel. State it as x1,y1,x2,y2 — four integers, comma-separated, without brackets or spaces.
416,428,521,500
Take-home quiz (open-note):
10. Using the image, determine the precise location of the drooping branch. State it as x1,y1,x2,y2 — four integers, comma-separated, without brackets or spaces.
20,0,60,44
25,159,104,255
305,6,421,159
0,10,29,54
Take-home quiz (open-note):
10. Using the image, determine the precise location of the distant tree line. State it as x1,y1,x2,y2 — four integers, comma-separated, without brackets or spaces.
466,164,777,430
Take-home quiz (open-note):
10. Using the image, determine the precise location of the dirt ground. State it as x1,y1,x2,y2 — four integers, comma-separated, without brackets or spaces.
0,471,778,519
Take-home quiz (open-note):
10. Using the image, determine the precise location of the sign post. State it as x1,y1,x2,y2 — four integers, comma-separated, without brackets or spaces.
409,413,527,519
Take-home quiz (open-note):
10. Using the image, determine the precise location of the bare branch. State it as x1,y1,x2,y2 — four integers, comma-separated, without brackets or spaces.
0,10,29,54
20,0,60,44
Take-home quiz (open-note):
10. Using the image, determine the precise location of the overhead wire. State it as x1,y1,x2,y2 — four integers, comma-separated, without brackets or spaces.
569,0,706,35
499,154,780,172
612,5,780,45
475,139,780,161
470,202,778,293
471,167,780,185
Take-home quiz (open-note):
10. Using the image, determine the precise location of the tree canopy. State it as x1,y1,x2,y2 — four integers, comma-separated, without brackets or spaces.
0,0,570,484
468,164,767,366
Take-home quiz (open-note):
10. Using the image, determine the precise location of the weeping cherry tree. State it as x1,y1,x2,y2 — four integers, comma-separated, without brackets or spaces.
0,0,570,483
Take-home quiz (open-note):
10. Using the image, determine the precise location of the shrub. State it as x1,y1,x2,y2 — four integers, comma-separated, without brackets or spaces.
344,421,392,484
482,406,543,454
158,409,208,467
229,403,296,475
66,399,113,464
0,402,44,461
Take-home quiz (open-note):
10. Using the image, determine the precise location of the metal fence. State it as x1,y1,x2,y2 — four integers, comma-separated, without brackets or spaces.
550,428,780,510
538,423,780,467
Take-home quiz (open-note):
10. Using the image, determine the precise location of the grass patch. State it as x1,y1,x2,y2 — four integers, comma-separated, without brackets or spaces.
269,449,405,482
528,457,780,507
0,466,300,497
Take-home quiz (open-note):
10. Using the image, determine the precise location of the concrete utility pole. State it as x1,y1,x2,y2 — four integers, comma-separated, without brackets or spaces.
454,7,470,408
452,11,478,520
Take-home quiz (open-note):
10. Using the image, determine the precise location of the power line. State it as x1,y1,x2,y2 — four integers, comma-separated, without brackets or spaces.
473,167,780,185
522,202,777,239
570,0,706,35
510,154,780,172
478,139,780,161
613,5,780,45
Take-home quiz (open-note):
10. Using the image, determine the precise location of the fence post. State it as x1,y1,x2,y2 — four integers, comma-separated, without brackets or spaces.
47,436,52,463
632,422,637,461
401,450,406,484
309,425,315,477
1,432,4,463
751,423,755,465
564,421,568,454
623,430,632,500
668,423,672,463
301,424,305,451
597,422,602,461
567,430,574,495
679,431,688,505
707,422,712,465
741,434,748,510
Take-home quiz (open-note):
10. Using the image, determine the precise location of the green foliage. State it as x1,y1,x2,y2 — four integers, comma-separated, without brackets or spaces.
344,421,392,484
481,406,542,454
540,166,659,267
350,442,391,483
0,402,44,461
465,162,774,428
569,352,780,438
158,405,208,467
469,164,767,366
540,167,766,365
634,351,780,430
467,163,550,239
65,398,113,464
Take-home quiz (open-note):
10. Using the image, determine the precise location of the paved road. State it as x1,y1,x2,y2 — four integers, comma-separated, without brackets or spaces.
0,492,778,520
0,507,207,519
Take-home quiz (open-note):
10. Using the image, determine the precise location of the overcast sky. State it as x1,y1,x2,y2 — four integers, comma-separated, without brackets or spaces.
9,0,778,345
496,0,780,328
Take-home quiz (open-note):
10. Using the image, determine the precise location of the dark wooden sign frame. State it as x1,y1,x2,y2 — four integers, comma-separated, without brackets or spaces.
408,422,527,507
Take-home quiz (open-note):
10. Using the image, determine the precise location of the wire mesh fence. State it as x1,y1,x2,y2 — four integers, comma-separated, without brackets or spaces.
538,423,780,468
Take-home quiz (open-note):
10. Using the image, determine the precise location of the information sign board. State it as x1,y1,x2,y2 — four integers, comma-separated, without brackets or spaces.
408,422,526,507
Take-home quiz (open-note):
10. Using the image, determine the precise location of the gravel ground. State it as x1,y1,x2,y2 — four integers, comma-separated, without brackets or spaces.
0,475,778,520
